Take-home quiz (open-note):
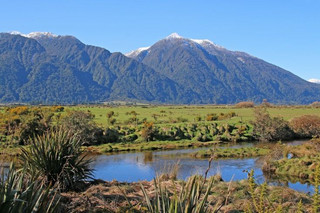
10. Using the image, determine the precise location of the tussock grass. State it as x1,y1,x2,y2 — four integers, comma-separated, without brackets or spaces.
0,164,60,212
20,129,93,191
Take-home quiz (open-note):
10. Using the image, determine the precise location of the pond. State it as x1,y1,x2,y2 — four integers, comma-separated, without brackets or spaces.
91,139,315,194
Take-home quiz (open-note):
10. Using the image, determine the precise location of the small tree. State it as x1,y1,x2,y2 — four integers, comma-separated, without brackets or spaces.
106,111,116,125
141,122,155,142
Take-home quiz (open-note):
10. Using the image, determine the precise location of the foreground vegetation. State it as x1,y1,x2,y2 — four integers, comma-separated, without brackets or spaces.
60,172,315,212
1,104,320,212
1,132,319,212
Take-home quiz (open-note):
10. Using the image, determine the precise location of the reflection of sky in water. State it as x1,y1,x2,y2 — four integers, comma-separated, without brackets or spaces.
91,140,314,193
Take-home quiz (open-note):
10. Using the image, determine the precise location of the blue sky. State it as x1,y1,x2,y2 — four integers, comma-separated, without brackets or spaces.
1,0,319,81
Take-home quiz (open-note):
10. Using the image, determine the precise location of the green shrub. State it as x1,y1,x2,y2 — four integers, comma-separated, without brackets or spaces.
105,127,120,143
194,115,202,122
122,133,138,142
177,116,188,123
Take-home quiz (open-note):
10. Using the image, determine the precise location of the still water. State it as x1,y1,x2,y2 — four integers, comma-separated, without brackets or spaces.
91,140,315,194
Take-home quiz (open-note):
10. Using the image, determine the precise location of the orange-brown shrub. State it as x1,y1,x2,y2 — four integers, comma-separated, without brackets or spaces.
235,101,254,108
206,113,218,121
8,106,29,115
311,101,320,108
290,115,320,138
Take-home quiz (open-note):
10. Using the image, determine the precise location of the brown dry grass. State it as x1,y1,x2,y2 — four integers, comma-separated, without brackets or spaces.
60,177,312,213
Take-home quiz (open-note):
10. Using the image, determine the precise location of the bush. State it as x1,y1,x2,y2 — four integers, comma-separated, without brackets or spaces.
122,133,138,142
18,110,54,145
59,110,104,145
105,127,120,142
235,101,254,108
290,115,320,138
194,115,202,122
311,101,320,108
20,129,93,191
252,107,294,142
177,116,188,123
206,113,218,121
218,112,236,120
141,122,156,142
0,107,55,145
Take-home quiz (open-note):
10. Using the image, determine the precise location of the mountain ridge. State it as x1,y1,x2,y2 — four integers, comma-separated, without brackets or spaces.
127,33,320,104
0,32,319,104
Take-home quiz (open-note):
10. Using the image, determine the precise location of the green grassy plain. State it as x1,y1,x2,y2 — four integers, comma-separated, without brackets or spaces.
66,105,320,126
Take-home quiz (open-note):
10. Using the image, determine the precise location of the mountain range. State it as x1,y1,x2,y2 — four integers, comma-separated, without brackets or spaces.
0,32,319,104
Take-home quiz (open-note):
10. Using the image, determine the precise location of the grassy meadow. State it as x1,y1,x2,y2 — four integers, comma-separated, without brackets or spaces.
66,104,320,126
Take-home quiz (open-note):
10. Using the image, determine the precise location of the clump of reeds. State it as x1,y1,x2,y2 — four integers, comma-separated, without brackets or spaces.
140,175,214,213
157,161,180,181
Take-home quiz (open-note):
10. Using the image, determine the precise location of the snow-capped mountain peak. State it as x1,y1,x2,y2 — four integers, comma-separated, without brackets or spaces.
165,32,183,39
125,33,230,59
10,31,58,38
164,33,225,50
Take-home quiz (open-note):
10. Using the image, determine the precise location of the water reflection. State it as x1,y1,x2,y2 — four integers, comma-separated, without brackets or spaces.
91,140,314,193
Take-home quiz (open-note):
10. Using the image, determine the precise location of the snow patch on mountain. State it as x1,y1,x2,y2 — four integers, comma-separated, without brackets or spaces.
10,31,58,38
308,79,320,84
125,46,150,57
191,38,225,50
